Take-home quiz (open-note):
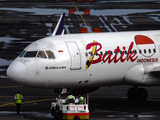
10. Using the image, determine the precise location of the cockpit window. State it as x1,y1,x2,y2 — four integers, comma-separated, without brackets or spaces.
24,51,38,57
19,50,26,57
46,51,55,59
37,51,47,58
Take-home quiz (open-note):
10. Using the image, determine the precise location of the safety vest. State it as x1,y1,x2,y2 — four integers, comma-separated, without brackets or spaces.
79,96,84,104
67,95,74,99
16,94,22,104
66,95,75,103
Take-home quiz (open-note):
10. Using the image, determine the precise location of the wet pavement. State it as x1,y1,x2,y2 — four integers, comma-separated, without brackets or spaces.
1,85,160,120
0,0,160,119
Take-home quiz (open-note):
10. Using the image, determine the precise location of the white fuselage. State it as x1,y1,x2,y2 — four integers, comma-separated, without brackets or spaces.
7,30,160,89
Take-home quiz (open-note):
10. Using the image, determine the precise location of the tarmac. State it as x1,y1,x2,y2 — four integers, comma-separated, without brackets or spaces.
0,115,31,120
0,0,160,119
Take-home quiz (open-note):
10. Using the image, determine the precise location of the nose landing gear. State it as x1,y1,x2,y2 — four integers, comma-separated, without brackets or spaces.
127,87,148,101
54,88,72,95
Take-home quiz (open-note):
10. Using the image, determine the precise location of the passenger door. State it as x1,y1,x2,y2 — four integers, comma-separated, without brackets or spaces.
66,41,81,70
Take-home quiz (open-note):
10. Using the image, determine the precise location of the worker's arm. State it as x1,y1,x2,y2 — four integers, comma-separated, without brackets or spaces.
15,95,17,103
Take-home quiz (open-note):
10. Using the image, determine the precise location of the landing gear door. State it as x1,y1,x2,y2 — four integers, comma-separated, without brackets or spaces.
66,41,81,70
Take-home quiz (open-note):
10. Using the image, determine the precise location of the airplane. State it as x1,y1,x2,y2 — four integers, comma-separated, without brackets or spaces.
7,13,160,101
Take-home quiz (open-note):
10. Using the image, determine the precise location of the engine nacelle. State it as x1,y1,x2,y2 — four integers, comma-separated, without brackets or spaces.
123,63,160,86
123,64,144,85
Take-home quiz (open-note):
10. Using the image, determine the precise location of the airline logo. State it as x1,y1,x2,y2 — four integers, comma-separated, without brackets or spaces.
86,40,138,69
86,40,97,69
134,35,156,57
85,35,158,70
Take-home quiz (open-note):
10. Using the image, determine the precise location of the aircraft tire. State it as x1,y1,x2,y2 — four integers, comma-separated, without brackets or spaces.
127,87,137,101
59,110,63,120
51,107,54,115
74,116,80,120
137,88,148,101
54,115,59,120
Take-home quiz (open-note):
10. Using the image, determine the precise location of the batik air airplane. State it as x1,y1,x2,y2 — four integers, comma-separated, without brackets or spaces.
7,13,160,101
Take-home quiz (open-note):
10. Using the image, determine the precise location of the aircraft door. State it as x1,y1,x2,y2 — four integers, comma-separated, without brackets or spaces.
66,41,81,70
159,45,160,59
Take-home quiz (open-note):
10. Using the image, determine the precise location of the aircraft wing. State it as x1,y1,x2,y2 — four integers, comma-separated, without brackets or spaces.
151,66,160,78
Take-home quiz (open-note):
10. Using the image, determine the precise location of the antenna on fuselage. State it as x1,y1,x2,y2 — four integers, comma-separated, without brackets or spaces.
52,13,65,37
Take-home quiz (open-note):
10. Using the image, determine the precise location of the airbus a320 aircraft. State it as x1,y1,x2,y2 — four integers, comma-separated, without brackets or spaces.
7,13,160,101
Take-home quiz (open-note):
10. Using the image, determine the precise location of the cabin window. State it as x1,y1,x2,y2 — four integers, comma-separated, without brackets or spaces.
110,51,113,55
85,52,88,57
115,51,118,55
37,51,47,58
134,50,137,54
19,50,26,57
149,49,151,53
139,50,142,54
24,51,38,57
129,50,132,54
95,51,98,56
46,51,55,59
153,49,156,53
144,49,146,54
120,51,122,55
125,50,127,55
100,51,103,56
105,51,108,55
90,52,93,56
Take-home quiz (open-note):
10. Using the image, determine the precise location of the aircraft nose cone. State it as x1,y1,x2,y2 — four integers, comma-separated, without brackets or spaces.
7,61,27,84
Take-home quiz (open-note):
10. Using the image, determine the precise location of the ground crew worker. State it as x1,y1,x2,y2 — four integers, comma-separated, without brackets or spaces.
15,91,23,115
78,95,84,104
66,95,75,104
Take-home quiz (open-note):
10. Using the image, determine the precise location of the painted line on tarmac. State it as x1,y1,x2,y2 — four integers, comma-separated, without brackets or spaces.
0,98,55,108
90,96,160,102
24,96,56,98
24,98,55,104
72,2,79,11
0,96,15,98
72,2,88,26
0,96,55,98
0,85,22,89
147,99,160,102
0,102,15,107
1,96,160,108
90,96,128,98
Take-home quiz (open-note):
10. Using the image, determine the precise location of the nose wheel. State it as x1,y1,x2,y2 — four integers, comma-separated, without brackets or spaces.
54,88,73,95
127,87,148,101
